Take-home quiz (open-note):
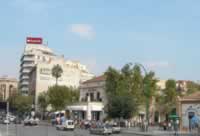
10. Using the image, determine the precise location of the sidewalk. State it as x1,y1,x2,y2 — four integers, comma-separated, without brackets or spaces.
122,127,199,136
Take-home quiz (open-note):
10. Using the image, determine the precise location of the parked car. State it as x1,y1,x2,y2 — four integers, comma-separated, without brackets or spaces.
7,115,16,122
3,118,10,124
14,117,22,124
24,117,39,126
111,123,121,133
56,120,75,131
90,124,112,135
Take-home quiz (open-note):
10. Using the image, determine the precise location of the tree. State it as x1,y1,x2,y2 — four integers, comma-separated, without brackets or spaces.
159,79,177,118
143,71,158,122
105,66,121,96
131,64,144,105
38,92,49,119
186,81,200,95
107,92,136,119
47,85,78,111
9,95,33,117
51,64,63,85
105,63,158,120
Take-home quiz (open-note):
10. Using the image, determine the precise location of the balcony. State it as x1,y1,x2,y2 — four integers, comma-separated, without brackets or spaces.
22,63,34,68
20,68,31,73
21,75,29,79
20,81,29,85
81,98,102,102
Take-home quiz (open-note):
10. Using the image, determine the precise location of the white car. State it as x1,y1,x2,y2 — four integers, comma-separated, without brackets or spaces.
112,124,121,133
56,120,75,131
90,125,112,135
24,117,39,126
3,119,10,124
8,115,16,122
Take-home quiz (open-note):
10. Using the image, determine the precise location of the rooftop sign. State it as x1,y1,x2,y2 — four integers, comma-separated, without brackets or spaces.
26,37,43,44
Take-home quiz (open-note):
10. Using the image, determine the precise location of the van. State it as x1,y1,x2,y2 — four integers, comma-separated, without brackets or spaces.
56,120,75,131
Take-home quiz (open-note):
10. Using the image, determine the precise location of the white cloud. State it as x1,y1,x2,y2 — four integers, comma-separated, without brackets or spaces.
144,61,175,69
69,24,95,40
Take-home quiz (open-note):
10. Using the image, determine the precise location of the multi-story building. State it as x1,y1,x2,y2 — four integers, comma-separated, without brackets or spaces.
67,75,106,121
29,55,94,108
19,37,55,95
0,76,18,101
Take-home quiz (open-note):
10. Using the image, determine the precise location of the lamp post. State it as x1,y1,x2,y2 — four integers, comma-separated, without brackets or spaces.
136,63,150,131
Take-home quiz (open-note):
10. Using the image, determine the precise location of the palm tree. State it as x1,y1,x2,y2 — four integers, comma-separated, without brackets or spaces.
51,64,63,85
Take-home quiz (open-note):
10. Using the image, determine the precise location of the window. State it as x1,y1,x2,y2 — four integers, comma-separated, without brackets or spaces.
90,93,94,101
97,92,100,101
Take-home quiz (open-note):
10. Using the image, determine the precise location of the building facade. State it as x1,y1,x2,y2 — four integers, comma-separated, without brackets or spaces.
177,92,200,132
19,37,55,95
67,75,106,121
0,77,18,101
29,56,94,107
20,37,94,98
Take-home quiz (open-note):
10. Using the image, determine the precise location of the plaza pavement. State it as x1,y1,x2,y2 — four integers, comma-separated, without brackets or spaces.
122,126,200,136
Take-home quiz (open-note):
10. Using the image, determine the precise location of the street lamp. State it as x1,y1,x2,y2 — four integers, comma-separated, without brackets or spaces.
136,63,150,131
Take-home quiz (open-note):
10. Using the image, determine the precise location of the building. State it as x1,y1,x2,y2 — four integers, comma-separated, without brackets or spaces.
0,76,18,101
29,55,94,107
66,77,170,122
67,75,106,121
20,37,94,97
19,37,55,95
177,92,200,132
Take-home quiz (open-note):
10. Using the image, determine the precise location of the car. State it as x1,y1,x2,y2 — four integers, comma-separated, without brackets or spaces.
56,120,75,131
111,123,121,133
7,115,16,122
3,119,10,124
90,124,112,135
24,117,39,126
13,117,22,124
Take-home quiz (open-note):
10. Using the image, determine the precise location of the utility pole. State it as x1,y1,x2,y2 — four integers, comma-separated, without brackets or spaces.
6,101,9,136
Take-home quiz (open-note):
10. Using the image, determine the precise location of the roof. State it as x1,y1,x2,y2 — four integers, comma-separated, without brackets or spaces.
180,91,200,101
82,75,106,84
0,77,17,82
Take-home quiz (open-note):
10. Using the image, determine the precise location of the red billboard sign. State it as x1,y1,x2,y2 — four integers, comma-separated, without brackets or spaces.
26,37,43,44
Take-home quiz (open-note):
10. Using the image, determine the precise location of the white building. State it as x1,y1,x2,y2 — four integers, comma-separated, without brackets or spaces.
29,55,94,107
20,37,94,98
19,37,55,95
67,75,106,121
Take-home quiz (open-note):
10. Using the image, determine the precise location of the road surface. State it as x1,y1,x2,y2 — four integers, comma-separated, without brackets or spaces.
0,124,136,136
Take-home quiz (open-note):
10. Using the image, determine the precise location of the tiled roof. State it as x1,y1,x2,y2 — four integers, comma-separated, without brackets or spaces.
82,75,106,84
181,91,200,100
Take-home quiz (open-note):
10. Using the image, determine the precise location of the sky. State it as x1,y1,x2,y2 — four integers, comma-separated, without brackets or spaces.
1,0,200,81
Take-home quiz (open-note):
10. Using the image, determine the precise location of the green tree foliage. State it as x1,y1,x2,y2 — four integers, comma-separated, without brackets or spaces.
51,64,63,85
105,67,121,96
38,92,49,118
107,92,136,119
131,64,144,105
105,63,158,119
143,71,158,98
9,95,33,116
47,85,79,111
186,81,200,94
160,79,177,115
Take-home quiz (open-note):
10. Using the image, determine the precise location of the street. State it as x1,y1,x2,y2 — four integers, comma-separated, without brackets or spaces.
0,124,135,136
